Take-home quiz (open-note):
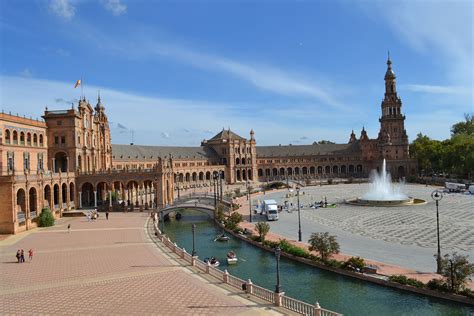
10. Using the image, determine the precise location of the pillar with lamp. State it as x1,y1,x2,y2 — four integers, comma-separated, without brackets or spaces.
431,189,443,274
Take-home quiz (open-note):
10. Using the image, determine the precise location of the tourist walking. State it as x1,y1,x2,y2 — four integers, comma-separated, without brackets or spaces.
16,250,20,263
68,224,71,233
28,249,33,261
20,249,25,263
106,211,109,220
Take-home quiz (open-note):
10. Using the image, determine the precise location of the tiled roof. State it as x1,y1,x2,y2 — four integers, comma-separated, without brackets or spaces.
112,144,218,160
256,142,360,157
208,129,245,141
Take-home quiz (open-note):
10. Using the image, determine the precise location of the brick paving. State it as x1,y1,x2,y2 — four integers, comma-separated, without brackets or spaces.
0,213,282,315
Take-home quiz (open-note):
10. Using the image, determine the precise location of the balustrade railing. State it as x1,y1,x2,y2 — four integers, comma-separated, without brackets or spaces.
152,220,341,316
252,284,275,302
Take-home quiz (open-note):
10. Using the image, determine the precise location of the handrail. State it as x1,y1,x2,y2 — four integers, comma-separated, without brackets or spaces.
151,218,341,315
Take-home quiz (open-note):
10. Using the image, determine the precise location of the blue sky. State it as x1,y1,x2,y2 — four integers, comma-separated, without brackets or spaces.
0,0,472,146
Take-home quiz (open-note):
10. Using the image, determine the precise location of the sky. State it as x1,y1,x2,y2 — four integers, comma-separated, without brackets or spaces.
0,0,472,146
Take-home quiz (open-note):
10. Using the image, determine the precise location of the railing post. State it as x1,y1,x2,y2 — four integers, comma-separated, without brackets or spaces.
206,261,211,273
314,302,321,316
274,291,284,307
191,255,197,266
246,279,253,294
181,247,186,259
223,269,229,284
173,242,178,253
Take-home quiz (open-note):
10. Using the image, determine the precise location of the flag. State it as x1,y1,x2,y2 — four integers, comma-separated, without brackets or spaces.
74,79,81,88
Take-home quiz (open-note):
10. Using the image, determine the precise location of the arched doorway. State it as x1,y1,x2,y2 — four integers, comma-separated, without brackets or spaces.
54,152,68,172
62,183,68,208
53,184,60,209
17,189,26,224
29,187,37,218
44,185,52,209
69,183,75,205
398,166,405,177
81,182,94,207
96,182,108,206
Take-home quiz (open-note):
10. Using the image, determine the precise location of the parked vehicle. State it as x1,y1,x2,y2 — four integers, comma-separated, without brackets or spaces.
469,185,474,194
263,199,279,221
445,182,466,192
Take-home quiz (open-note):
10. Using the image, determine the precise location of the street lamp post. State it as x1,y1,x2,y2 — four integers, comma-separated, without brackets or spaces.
247,181,252,223
275,247,282,293
219,171,223,202
192,223,196,256
177,185,180,199
160,211,165,234
431,189,443,274
297,186,302,242
213,174,217,210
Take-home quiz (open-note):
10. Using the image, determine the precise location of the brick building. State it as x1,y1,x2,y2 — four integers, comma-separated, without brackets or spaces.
0,57,416,234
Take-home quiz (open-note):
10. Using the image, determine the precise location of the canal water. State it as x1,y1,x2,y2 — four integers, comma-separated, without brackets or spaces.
163,210,472,316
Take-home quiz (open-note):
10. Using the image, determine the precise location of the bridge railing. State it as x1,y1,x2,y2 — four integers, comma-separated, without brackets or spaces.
151,218,341,316
175,192,232,204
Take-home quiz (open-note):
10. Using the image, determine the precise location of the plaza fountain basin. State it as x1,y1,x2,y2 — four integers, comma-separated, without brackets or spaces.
345,197,427,207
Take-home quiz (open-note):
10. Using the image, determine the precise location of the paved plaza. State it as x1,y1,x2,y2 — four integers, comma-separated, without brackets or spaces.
0,213,284,315
246,183,474,272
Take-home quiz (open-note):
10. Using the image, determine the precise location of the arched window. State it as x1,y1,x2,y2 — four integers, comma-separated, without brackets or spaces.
5,129,10,144
33,134,37,146
39,134,44,146
27,133,31,145
20,132,25,144
13,131,18,144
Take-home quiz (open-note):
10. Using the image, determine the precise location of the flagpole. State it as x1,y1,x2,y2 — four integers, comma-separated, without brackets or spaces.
81,76,84,99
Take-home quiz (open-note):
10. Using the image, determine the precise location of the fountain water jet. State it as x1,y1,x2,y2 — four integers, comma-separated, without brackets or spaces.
346,159,426,207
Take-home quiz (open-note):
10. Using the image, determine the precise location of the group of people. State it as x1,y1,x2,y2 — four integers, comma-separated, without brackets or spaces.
87,209,109,222
15,249,33,263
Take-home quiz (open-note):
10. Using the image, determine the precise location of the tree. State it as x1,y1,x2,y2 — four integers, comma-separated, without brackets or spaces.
38,207,55,227
224,211,243,230
308,232,340,262
314,140,335,145
451,113,473,136
440,252,474,293
255,222,270,242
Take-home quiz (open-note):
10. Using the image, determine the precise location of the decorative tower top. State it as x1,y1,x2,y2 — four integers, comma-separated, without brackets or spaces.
95,90,105,112
360,126,368,141
250,129,255,140
349,129,357,143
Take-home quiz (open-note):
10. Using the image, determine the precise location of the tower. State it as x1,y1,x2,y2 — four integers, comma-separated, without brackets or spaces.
378,54,408,147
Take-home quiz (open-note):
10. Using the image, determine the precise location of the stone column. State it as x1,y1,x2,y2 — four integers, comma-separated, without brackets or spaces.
78,192,83,208
94,190,97,208
135,183,139,206
109,190,112,207
52,158,56,173
66,157,69,173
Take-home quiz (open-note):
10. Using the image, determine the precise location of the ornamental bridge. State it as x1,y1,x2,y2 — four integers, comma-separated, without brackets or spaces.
159,194,233,219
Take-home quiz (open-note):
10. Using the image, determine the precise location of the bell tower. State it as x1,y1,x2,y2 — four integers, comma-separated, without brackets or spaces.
378,54,408,147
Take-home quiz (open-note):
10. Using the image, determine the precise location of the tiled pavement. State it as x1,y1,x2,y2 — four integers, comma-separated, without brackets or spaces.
0,213,284,315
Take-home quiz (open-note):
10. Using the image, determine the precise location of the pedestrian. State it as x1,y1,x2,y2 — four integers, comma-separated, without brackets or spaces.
87,212,91,222
16,250,20,263
28,249,33,261
106,211,109,220
20,249,25,263
68,223,71,233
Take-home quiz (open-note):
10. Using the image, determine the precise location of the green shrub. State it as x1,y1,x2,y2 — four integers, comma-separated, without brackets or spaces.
325,259,343,269
263,181,287,191
388,275,425,288
262,240,279,248
224,211,243,230
249,235,261,242
460,288,474,298
38,208,55,227
278,239,310,258
342,256,365,271
427,279,449,292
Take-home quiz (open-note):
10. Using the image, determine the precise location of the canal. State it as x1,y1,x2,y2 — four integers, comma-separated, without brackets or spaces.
163,210,473,315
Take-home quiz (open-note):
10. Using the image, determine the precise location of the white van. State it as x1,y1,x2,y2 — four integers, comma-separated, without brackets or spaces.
263,200,279,221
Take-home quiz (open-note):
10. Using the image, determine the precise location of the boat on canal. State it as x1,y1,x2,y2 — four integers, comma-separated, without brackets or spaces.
227,251,238,265
204,257,220,267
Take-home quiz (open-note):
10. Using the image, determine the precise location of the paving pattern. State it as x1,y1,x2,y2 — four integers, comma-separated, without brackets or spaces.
247,184,474,271
0,213,282,315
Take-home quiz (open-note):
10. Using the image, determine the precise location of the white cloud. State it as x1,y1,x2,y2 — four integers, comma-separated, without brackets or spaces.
49,0,75,20
371,2,472,87
102,0,127,16
19,68,33,78
0,75,364,145
401,84,468,95
161,132,170,139
146,43,347,110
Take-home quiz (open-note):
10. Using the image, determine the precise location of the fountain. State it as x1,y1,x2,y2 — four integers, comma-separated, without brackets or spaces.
346,159,426,206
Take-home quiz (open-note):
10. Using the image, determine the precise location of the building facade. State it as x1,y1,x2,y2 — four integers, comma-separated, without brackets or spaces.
0,57,416,234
